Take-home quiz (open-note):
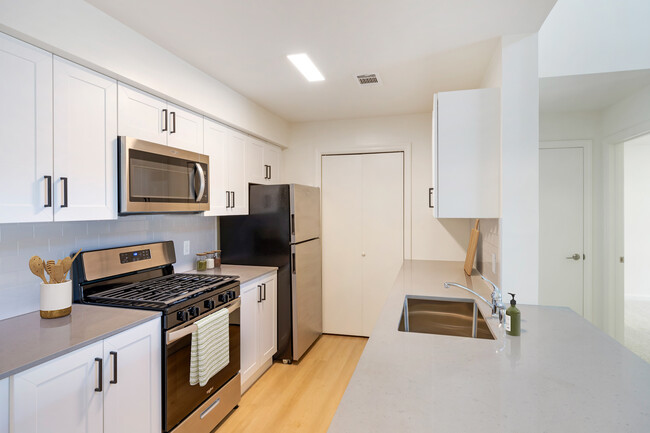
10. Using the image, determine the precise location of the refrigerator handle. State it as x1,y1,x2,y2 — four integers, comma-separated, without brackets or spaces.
292,253,296,274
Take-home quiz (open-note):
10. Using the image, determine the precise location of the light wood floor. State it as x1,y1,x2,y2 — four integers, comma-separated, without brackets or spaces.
216,334,367,433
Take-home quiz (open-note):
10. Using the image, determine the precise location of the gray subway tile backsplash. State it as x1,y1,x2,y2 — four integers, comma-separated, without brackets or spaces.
0,214,218,321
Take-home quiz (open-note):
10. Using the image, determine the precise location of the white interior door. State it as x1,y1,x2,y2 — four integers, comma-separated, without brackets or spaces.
539,145,585,315
362,153,404,334
322,152,404,337
322,154,364,336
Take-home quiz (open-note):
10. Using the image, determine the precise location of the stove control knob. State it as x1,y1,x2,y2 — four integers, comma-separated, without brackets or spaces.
188,306,200,318
227,290,237,300
218,293,229,303
204,299,215,309
177,310,189,322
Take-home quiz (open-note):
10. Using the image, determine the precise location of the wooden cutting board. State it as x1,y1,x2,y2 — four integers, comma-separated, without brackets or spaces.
464,219,480,275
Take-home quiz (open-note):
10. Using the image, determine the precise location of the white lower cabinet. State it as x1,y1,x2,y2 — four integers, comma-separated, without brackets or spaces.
1,377,9,433
240,272,277,393
10,319,160,433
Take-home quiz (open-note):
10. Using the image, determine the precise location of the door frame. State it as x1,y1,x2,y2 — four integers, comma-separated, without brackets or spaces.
603,120,650,341
316,144,412,260
539,140,593,320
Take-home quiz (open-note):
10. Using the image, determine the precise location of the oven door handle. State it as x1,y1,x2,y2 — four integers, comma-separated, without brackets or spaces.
166,298,240,345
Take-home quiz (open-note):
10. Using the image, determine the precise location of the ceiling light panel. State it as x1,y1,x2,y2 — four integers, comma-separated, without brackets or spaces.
287,53,325,82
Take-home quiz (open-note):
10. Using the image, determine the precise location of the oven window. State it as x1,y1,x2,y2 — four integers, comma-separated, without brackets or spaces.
129,149,206,203
164,308,240,432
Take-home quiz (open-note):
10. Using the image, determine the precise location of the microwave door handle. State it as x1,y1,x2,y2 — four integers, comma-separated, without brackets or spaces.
195,163,205,202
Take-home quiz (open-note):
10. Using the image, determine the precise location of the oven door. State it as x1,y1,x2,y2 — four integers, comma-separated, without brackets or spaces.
163,298,240,432
119,136,209,214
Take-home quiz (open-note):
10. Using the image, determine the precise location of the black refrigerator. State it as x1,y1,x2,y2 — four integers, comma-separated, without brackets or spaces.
220,184,322,362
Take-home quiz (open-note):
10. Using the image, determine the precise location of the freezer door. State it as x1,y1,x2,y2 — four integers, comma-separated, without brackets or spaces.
290,184,320,243
291,238,322,360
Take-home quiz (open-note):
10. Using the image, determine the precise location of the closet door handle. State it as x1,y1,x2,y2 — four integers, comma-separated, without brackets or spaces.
428,187,434,208
110,351,118,384
44,175,52,208
170,111,176,134
94,357,103,392
61,177,68,208
162,109,168,132
262,283,267,301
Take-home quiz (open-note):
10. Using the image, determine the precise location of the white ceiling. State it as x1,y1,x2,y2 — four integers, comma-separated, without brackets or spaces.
539,69,650,113
86,0,557,122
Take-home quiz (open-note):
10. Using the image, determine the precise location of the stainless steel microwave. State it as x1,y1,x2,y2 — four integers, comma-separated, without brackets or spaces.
118,136,209,214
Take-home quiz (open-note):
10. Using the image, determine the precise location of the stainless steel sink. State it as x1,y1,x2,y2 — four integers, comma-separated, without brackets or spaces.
397,295,495,340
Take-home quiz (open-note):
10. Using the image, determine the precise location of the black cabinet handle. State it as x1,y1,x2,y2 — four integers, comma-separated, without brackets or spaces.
291,214,295,235
257,285,262,303
262,283,266,301
428,187,434,208
268,165,272,180
170,111,176,134
232,191,235,208
61,177,68,208
44,175,52,208
225,191,230,208
94,357,103,392
292,253,296,274
162,108,168,132
110,351,118,384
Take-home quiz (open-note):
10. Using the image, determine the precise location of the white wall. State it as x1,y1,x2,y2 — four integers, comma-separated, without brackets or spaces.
500,34,540,304
283,113,471,261
0,215,217,320
624,134,650,299
0,0,288,145
539,0,650,78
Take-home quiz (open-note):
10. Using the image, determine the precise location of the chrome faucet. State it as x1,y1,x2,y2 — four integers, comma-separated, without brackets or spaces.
444,276,506,323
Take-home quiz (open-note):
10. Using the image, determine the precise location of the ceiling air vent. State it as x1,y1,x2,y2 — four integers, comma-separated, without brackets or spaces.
355,73,382,87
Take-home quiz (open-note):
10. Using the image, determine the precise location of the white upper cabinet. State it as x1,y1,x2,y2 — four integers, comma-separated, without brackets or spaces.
0,377,8,433
166,102,204,153
117,83,203,153
0,33,53,224
432,88,500,218
246,138,282,185
263,144,281,183
53,57,117,221
117,83,167,145
203,119,248,216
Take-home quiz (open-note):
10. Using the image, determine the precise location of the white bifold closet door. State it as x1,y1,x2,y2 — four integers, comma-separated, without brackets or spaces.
322,152,404,337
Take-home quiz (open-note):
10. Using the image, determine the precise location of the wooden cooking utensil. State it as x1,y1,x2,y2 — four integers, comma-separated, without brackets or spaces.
464,219,480,275
45,260,56,284
29,256,48,284
51,263,65,284
61,248,82,282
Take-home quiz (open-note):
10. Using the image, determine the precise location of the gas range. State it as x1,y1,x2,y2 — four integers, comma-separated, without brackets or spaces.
73,241,242,432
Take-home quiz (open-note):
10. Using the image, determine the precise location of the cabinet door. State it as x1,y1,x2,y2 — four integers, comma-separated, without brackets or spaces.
258,275,277,361
228,132,248,215
203,118,229,216
12,341,103,433
0,377,8,433
435,88,500,218
53,57,117,221
240,281,260,386
264,144,281,184
0,33,53,224
103,319,161,433
117,83,167,145
166,103,204,153
245,138,266,185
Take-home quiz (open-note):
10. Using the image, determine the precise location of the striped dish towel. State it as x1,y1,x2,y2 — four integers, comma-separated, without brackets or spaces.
189,308,230,387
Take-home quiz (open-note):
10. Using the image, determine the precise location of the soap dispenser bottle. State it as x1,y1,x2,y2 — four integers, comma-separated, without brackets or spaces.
505,293,521,336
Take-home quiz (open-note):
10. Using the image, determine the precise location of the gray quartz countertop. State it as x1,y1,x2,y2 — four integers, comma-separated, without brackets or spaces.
0,305,159,380
328,260,650,433
187,264,277,284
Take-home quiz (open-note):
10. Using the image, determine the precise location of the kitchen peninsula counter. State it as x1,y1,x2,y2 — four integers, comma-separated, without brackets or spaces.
328,260,650,432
